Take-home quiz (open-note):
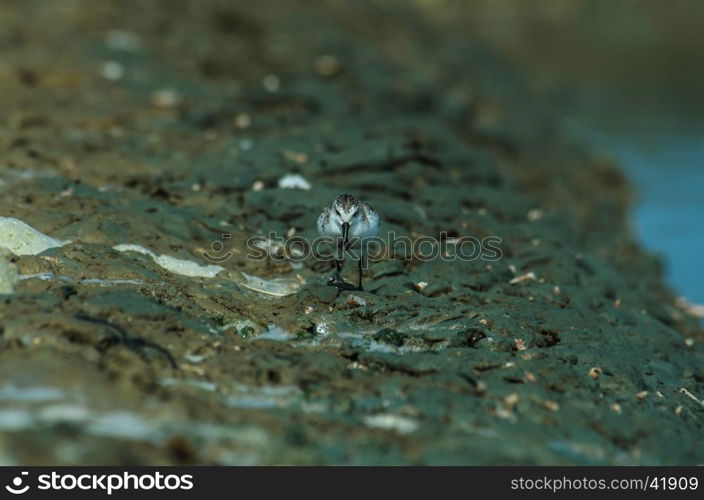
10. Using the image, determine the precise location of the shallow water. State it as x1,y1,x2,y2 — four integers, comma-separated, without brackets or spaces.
568,121,704,305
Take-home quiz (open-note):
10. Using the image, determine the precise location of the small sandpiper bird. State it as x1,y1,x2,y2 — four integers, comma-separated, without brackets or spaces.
317,194,380,291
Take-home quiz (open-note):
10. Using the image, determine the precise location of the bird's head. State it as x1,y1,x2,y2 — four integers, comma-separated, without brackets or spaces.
332,194,360,243
332,194,360,224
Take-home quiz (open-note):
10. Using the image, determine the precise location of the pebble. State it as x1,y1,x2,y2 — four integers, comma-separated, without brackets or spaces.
151,88,181,108
105,30,141,52
588,367,602,379
345,295,367,308
314,55,342,77
101,61,124,81
234,113,252,129
262,74,280,92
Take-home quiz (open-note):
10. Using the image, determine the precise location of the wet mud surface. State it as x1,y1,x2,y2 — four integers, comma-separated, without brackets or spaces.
0,1,703,464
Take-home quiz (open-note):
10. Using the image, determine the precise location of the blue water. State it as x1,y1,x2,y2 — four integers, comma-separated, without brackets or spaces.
576,128,704,304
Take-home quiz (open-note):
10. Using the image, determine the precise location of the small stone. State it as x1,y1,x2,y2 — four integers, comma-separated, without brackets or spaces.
239,138,254,151
262,74,280,92
504,393,519,409
105,30,141,51
588,366,602,379
373,328,405,346
314,54,342,77
527,209,543,221
234,113,251,129
280,149,309,164
345,295,367,308
151,88,181,108
101,61,124,81
543,400,560,412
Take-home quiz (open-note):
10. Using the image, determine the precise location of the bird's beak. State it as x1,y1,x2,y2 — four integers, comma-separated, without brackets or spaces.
342,222,350,246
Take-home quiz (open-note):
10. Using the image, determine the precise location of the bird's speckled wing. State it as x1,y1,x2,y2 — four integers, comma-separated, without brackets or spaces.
317,205,332,235
353,202,380,239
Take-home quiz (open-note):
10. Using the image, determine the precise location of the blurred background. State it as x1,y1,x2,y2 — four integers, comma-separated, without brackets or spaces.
411,0,704,305
1,0,702,466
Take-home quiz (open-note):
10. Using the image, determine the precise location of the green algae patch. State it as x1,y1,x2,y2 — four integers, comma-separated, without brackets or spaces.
0,0,701,466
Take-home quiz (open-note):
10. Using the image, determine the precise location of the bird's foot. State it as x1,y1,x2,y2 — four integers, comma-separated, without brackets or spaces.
327,277,358,291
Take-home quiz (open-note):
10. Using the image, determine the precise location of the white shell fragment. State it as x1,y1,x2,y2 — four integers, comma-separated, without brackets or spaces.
345,295,367,307
256,324,295,341
114,244,224,278
238,272,302,296
509,272,537,285
363,414,419,434
277,174,311,190
0,217,68,256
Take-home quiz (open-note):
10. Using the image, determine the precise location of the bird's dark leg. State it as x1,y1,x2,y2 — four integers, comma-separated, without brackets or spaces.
355,257,364,291
328,236,360,291
328,238,345,286
333,256,343,282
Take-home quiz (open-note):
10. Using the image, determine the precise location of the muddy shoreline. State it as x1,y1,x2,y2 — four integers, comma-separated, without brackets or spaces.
0,1,702,465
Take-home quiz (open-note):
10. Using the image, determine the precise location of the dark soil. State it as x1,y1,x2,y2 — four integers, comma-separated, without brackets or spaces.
0,0,702,465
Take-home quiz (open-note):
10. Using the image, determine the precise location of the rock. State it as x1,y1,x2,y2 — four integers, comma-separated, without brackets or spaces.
0,217,67,256
0,251,18,294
